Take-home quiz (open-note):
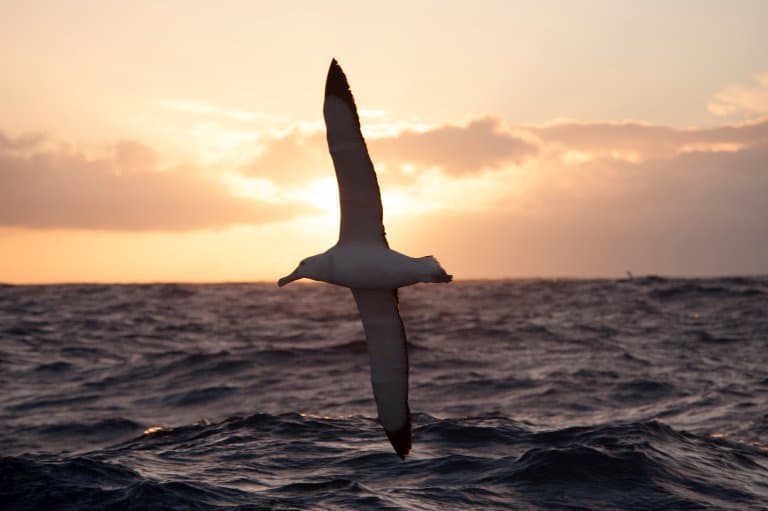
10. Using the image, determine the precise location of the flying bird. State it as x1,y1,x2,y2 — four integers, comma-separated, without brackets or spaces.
278,59,452,459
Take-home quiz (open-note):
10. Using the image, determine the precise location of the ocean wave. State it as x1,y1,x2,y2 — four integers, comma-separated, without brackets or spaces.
649,281,765,301
3,280,768,509
3,416,768,510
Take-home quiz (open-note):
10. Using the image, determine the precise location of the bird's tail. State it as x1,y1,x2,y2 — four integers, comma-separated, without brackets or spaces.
421,256,453,283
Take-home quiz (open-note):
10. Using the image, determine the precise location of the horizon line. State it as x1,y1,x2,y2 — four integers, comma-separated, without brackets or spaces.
2,274,766,286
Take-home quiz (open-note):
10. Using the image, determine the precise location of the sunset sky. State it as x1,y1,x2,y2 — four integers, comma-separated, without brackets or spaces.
1,0,767,283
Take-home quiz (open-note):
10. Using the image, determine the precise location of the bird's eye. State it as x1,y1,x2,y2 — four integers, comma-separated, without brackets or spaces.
299,260,306,266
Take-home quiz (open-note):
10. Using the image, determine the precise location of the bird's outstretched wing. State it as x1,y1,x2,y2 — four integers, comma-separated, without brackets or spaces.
351,288,411,458
324,59,388,247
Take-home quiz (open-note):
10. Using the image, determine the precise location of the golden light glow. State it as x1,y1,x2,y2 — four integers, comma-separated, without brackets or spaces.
0,2,767,282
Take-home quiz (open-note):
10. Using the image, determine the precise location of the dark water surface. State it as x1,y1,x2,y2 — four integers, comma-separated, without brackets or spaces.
2,278,768,510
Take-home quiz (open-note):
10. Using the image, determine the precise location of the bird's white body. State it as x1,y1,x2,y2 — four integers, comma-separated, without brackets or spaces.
284,245,450,289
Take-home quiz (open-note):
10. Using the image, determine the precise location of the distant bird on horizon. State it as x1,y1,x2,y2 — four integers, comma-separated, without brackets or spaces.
278,59,452,459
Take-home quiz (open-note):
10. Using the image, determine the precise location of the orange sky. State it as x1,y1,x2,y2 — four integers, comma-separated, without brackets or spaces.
1,1,767,283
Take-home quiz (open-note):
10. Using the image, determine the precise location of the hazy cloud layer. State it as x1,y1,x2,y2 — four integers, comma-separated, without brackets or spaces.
0,131,45,151
374,117,768,276
246,131,328,184
250,113,768,276
398,143,768,277
0,135,295,230
245,116,768,187
527,119,768,160
245,118,538,183
3,112,768,257
369,118,537,174
709,73,768,117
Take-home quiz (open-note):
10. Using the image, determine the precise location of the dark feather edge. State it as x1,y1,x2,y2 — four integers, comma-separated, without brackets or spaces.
325,59,360,127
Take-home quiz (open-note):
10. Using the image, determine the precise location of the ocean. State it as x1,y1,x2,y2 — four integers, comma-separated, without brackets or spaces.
1,278,768,510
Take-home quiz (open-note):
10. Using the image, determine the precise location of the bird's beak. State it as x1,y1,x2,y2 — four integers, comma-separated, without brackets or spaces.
277,269,301,287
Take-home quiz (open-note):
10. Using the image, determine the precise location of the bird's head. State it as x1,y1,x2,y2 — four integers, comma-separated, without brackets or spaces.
277,254,329,287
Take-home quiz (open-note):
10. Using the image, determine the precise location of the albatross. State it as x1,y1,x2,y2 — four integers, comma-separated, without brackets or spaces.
278,59,452,459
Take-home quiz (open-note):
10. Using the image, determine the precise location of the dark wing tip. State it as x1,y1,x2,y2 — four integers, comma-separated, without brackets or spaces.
385,417,412,460
325,59,360,125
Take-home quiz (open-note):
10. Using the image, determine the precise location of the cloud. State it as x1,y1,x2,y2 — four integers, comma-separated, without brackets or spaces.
369,118,538,175
395,143,768,277
244,117,538,184
236,111,768,276
525,119,768,160
0,137,299,231
245,131,329,184
113,140,158,172
360,116,768,276
4,109,767,275
709,73,768,118
242,115,768,193
0,131,46,151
